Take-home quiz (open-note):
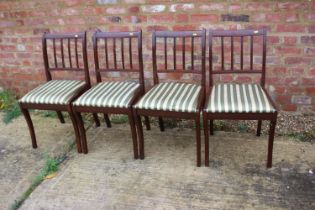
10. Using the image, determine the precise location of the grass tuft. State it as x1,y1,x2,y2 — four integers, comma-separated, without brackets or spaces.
11,154,60,210
111,115,129,124
287,130,315,144
0,90,21,124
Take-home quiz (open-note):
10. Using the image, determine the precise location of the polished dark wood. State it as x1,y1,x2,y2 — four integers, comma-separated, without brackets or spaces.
135,30,206,166
19,31,91,153
204,28,278,168
73,30,150,158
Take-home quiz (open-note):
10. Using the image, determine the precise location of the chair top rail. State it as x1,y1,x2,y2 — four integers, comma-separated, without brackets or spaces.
154,30,205,38
43,32,85,39
94,30,141,38
209,29,266,37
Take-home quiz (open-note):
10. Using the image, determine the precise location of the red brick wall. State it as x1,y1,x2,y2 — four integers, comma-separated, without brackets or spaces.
0,0,314,112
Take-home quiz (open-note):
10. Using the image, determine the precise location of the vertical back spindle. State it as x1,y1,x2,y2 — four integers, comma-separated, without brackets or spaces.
121,38,125,69
250,36,253,70
105,38,109,69
53,39,57,68
61,39,65,68
231,36,234,70
164,37,167,69
113,38,117,69
191,37,194,69
75,37,79,68
221,37,224,70
68,39,72,68
182,37,185,70
173,37,176,69
240,36,243,70
129,37,133,69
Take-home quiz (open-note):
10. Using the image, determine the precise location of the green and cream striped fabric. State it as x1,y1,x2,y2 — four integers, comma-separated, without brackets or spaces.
19,80,85,105
205,83,276,113
134,82,201,113
73,81,139,108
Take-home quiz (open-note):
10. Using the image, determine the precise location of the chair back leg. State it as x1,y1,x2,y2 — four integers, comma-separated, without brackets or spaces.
93,113,100,127
210,120,214,135
144,116,151,130
56,111,65,123
104,114,111,128
257,120,262,136
158,117,165,132
267,118,277,168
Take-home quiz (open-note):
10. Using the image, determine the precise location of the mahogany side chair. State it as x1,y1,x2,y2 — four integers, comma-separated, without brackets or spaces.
18,32,93,153
203,29,278,168
134,30,206,166
72,30,150,158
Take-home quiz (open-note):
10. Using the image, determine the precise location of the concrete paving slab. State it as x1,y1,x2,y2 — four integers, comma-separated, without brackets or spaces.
0,113,76,210
20,122,315,210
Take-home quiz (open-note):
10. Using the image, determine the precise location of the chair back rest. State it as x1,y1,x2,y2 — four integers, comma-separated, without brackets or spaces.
208,29,267,87
92,30,144,93
152,30,206,88
42,32,90,86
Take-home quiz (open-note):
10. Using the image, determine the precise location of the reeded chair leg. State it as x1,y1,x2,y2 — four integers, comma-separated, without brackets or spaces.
195,117,201,167
144,116,151,130
68,110,82,153
204,118,209,167
76,112,88,154
257,120,262,136
136,114,145,159
128,111,138,159
158,117,165,132
267,118,277,168
104,114,111,128
210,120,214,135
56,111,65,124
21,107,37,148
92,113,100,127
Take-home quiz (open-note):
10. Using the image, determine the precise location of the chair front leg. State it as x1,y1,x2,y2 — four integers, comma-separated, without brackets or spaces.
195,116,201,167
267,118,277,168
204,117,209,167
158,117,165,132
56,111,65,124
93,113,100,127
128,111,138,159
20,107,37,148
257,120,262,136
75,112,88,154
68,109,82,153
104,114,111,128
135,113,145,159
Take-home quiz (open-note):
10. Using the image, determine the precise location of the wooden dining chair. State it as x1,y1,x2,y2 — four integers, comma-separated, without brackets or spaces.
203,29,278,168
72,30,149,159
134,30,206,166
18,32,92,153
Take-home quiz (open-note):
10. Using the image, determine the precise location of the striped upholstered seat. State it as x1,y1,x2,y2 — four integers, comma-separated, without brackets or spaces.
134,82,202,113
205,83,276,113
19,80,85,105
73,81,139,108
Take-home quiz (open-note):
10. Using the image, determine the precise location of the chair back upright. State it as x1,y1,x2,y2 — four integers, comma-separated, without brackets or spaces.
42,32,90,86
208,29,267,88
152,30,206,90
92,30,145,94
